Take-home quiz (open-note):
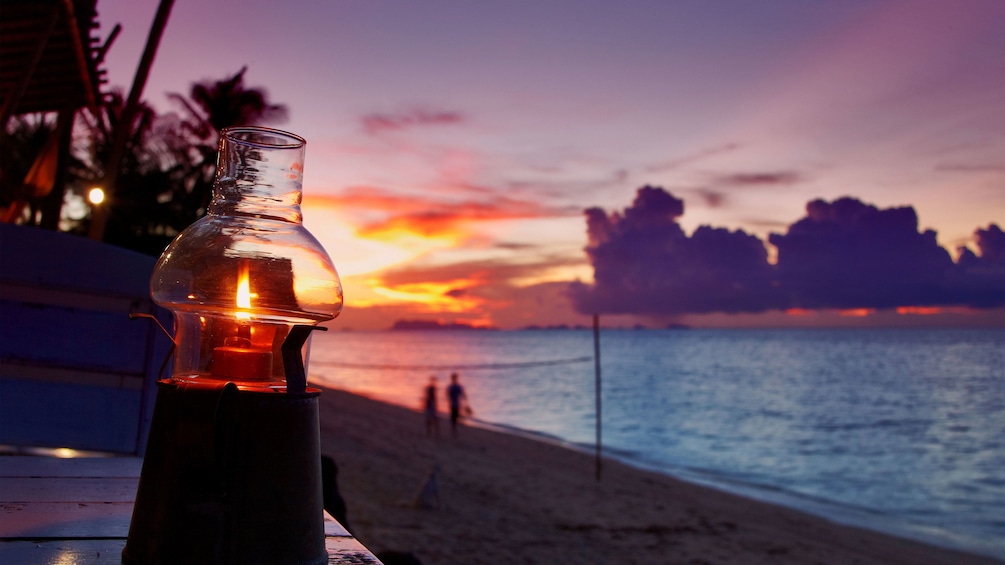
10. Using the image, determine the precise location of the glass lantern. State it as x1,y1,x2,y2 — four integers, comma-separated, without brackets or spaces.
150,126,342,388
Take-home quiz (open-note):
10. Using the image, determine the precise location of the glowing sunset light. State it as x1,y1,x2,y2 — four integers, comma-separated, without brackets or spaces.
309,187,570,245
371,280,484,312
785,308,815,317
360,223,464,248
897,306,943,316
337,289,384,309
895,306,978,316
840,309,875,318
97,0,1004,329
303,205,435,276
508,263,594,288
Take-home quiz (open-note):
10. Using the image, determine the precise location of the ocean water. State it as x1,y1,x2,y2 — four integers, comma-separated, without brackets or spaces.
307,328,1005,559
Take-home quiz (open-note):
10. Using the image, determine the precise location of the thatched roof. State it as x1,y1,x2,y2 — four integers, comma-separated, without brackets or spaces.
0,0,109,118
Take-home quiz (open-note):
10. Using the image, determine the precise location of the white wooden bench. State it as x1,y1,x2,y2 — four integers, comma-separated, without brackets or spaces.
0,456,381,563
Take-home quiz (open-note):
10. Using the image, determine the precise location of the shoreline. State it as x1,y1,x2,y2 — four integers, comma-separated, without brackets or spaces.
316,386,1000,565
578,442,989,559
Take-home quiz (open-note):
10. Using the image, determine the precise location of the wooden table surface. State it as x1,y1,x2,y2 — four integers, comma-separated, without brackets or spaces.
0,455,381,564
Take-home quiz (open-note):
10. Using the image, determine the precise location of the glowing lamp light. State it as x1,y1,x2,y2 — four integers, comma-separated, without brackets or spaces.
87,187,105,205
207,262,274,381
236,264,254,315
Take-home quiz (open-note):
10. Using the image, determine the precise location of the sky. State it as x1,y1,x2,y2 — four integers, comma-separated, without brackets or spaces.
96,0,1004,329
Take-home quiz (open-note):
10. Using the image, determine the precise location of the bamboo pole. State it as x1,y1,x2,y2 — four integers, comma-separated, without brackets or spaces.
89,0,175,240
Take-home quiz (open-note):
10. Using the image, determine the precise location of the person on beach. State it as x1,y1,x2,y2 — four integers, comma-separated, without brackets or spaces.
446,372,469,438
423,376,439,437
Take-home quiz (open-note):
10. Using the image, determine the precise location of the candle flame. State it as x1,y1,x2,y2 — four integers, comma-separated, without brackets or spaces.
236,263,253,320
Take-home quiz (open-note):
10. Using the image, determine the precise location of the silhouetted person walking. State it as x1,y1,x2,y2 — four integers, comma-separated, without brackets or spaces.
423,376,439,437
446,372,469,438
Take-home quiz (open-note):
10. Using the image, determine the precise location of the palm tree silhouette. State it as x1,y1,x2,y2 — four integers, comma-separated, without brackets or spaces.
170,66,288,143
3,67,288,254
86,69,288,254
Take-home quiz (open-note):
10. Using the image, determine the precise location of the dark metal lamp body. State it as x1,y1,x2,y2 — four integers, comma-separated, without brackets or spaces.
123,326,328,565
122,381,327,565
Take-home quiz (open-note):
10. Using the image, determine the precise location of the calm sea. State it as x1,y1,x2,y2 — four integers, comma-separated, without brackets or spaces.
307,328,1005,559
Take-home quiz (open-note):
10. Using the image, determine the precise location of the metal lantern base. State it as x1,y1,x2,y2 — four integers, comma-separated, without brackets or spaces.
122,380,327,565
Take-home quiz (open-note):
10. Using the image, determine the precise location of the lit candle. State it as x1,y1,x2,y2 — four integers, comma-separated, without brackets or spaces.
209,263,273,382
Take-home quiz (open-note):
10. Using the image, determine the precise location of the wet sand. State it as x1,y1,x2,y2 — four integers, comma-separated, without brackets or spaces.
317,387,998,565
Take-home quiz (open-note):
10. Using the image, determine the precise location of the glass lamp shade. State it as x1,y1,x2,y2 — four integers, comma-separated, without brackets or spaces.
151,127,342,387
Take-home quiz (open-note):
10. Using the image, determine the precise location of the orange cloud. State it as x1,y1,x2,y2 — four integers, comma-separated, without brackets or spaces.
370,279,485,312
895,306,980,316
377,255,587,288
308,186,577,242
349,254,588,327
897,306,943,316
330,278,592,331
839,308,875,317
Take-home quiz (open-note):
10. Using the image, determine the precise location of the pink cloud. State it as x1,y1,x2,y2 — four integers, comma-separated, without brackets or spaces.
308,186,579,239
362,108,465,135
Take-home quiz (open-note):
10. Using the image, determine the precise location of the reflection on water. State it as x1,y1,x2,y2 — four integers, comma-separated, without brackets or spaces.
308,328,1005,558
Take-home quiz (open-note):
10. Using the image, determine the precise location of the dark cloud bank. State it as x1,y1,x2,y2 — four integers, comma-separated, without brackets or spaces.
568,186,1004,315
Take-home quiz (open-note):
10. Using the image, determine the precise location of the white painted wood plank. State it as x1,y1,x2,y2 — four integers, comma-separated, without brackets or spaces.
324,511,351,537
0,501,133,538
325,536,385,564
0,539,382,565
0,540,126,565
0,457,381,563
0,456,142,478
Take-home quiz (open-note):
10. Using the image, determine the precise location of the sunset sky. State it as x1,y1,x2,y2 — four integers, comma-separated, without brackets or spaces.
97,0,1004,329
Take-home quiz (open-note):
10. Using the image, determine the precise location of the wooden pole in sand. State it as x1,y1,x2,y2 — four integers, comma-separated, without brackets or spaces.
593,313,602,481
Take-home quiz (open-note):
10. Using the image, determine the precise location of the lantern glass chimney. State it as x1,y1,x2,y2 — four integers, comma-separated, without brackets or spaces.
150,127,342,387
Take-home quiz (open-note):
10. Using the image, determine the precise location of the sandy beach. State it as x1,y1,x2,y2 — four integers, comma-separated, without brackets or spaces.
317,387,998,565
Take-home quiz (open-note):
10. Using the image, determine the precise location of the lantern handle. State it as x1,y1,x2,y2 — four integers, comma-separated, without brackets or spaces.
282,325,327,394
129,312,177,345
130,312,177,380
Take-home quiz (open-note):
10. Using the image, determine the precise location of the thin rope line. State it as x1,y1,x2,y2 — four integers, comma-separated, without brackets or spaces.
311,356,592,371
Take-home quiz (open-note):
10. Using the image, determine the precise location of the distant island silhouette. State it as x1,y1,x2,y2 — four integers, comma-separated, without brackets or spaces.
520,324,590,331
